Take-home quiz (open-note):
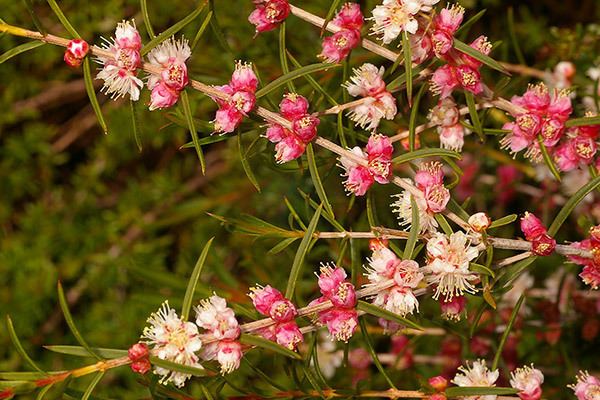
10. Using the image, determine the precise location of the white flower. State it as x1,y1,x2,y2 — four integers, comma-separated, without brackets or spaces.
452,359,500,400
423,231,479,300
510,365,544,400
146,36,191,89
384,286,420,316
195,295,240,340
391,190,438,233
141,301,203,387
370,0,440,44
95,20,143,100
345,64,387,97
366,247,400,283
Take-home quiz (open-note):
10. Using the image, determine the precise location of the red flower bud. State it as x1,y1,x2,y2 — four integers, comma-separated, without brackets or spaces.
131,359,151,375
428,375,448,391
128,342,149,361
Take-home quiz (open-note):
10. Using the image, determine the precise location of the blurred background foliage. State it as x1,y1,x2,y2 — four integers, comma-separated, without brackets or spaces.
1,0,600,398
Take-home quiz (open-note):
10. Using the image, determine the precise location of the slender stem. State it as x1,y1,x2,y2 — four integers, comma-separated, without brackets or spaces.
320,97,372,115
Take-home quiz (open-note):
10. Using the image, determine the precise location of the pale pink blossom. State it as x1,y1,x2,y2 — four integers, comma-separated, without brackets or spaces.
468,212,491,232
318,308,359,342
391,190,439,233
95,20,143,101
195,295,240,341
510,365,544,400
215,341,243,374
141,301,203,387
275,136,306,163
370,0,440,44
345,63,397,131
424,231,479,300
568,371,600,400
275,321,304,349
452,359,500,400
248,0,290,34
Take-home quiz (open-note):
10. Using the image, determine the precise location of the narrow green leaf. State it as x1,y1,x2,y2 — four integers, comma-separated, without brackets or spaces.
507,7,525,65
357,300,423,331
402,31,413,105
238,132,261,192
492,294,525,369
179,90,206,173
288,50,338,106
83,58,108,134
256,63,341,98
403,196,419,259
0,372,50,380
57,282,102,360
358,317,397,389
268,237,299,255
23,0,47,35
181,238,214,321
454,39,508,75
0,41,44,64
191,11,213,51
392,148,461,164
150,356,209,376
547,175,600,236
537,136,561,181
81,372,104,400
239,334,302,360
46,0,79,37
465,92,484,141
489,214,517,229
140,0,155,39
321,0,343,35
496,256,537,288
141,4,205,56
278,22,295,93
199,383,215,400
445,386,519,397
408,84,427,151
36,383,53,400
285,205,322,299
130,100,142,152
43,345,127,358
435,214,454,235
565,115,600,128
298,190,344,232
301,365,326,399
306,144,334,218
6,315,46,373
470,263,495,278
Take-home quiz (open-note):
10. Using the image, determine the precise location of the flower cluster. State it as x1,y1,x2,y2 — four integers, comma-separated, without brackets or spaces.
146,37,191,110
452,359,499,400
568,224,600,289
369,0,440,44
366,241,423,317
429,97,469,151
213,62,259,134
392,162,451,233
344,63,397,131
249,285,303,350
141,302,203,387
430,35,491,98
423,231,479,301
500,83,572,161
569,371,600,400
64,39,89,67
520,212,556,256
338,134,394,196
248,0,291,34
319,3,363,63
195,295,243,374
309,265,358,342
95,20,143,101
510,364,544,400
554,119,599,172
265,93,320,163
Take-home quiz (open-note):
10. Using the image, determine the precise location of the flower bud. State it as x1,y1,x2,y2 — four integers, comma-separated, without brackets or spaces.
429,395,447,400
520,212,547,240
429,375,449,392
128,342,149,361
468,212,491,232
131,359,151,375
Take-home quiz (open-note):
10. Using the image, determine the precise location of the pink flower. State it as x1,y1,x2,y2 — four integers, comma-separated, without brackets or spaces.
569,371,600,400
468,212,491,232
292,114,320,142
510,365,544,400
249,285,284,315
520,212,547,240
216,341,243,374
195,295,240,341
64,39,89,67
434,4,464,35
344,165,375,196
275,136,306,163
149,81,180,110
95,20,143,100
531,234,556,256
269,299,298,322
431,65,459,98
333,3,364,30
440,296,466,321
319,308,359,342
580,265,600,289
424,182,451,213
320,29,361,63
275,321,304,349
213,62,258,133
410,30,433,64
248,0,290,34
280,93,310,118
456,65,483,95
317,265,349,297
